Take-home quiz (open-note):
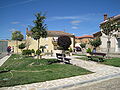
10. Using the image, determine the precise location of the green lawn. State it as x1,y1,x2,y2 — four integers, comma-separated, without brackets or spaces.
77,56,120,67
0,54,91,87
101,58,120,67
73,54,86,56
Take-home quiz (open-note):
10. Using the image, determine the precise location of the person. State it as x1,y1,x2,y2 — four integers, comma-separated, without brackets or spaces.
7,46,11,55
11,46,14,53
92,48,96,53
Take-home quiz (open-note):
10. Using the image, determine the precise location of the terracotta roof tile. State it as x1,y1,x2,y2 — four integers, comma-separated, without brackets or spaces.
26,30,74,37
100,14,120,25
47,31,74,36
75,35,94,39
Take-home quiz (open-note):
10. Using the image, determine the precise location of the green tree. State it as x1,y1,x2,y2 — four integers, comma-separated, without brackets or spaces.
80,43,86,48
57,36,72,51
12,31,24,54
89,38,102,50
100,18,120,56
30,12,47,58
18,43,26,51
57,36,71,59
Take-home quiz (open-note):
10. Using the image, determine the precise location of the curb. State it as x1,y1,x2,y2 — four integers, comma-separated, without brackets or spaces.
43,72,120,90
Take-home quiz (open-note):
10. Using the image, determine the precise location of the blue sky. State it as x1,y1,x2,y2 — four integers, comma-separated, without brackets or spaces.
0,0,120,39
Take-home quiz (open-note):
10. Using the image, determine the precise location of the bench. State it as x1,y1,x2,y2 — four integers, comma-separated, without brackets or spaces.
86,52,106,62
56,53,71,63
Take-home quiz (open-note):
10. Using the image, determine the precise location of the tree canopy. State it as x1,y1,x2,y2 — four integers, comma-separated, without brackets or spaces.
80,43,86,48
12,31,24,41
30,12,47,51
18,43,26,50
100,18,120,36
89,38,102,48
57,36,71,50
31,12,47,40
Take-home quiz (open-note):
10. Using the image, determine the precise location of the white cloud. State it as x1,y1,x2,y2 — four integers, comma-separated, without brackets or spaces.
9,28,17,32
0,0,35,8
72,26,79,29
70,20,81,25
11,21,20,24
51,16,80,20
21,24,27,27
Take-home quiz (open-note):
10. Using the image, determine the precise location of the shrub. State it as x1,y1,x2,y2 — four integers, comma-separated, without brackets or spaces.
18,43,26,50
80,43,86,48
69,48,72,52
31,49,35,54
86,48,92,53
89,38,102,48
36,49,41,55
22,49,32,56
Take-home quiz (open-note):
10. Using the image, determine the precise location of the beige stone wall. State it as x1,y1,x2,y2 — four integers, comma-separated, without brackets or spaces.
8,40,25,53
26,36,54,53
26,36,75,53
75,38,93,44
75,38,93,49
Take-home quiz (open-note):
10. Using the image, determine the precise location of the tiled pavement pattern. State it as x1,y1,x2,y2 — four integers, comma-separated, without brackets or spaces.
0,56,120,90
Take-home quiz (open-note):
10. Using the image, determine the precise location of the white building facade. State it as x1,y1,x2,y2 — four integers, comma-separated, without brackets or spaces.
99,14,120,53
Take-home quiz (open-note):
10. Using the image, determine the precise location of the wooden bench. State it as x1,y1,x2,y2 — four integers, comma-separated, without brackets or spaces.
86,52,106,62
56,53,71,63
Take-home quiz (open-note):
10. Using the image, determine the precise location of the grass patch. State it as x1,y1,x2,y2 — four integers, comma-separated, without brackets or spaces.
101,58,120,67
0,54,91,87
73,54,86,56
77,56,120,67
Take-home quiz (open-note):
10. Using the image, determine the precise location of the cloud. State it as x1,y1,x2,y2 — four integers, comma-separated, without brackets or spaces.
9,28,17,32
72,26,79,29
11,21,20,24
21,24,27,27
0,0,35,8
51,16,80,20
70,20,81,25
49,13,102,21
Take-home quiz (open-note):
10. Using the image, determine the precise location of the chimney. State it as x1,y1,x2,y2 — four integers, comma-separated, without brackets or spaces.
104,14,107,21
26,28,28,33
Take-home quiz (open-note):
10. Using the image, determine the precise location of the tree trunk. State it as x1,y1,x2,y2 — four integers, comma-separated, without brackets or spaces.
107,36,111,58
16,40,18,54
37,39,40,59
62,50,65,62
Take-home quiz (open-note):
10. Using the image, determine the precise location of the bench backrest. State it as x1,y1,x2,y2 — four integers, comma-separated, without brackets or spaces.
56,53,66,58
91,52,106,57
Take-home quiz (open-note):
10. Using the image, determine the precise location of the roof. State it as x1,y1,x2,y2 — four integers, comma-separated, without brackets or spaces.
100,14,120,25
75,35,94,39
47,31,74,37
93,31,102,37
26,30,74,37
